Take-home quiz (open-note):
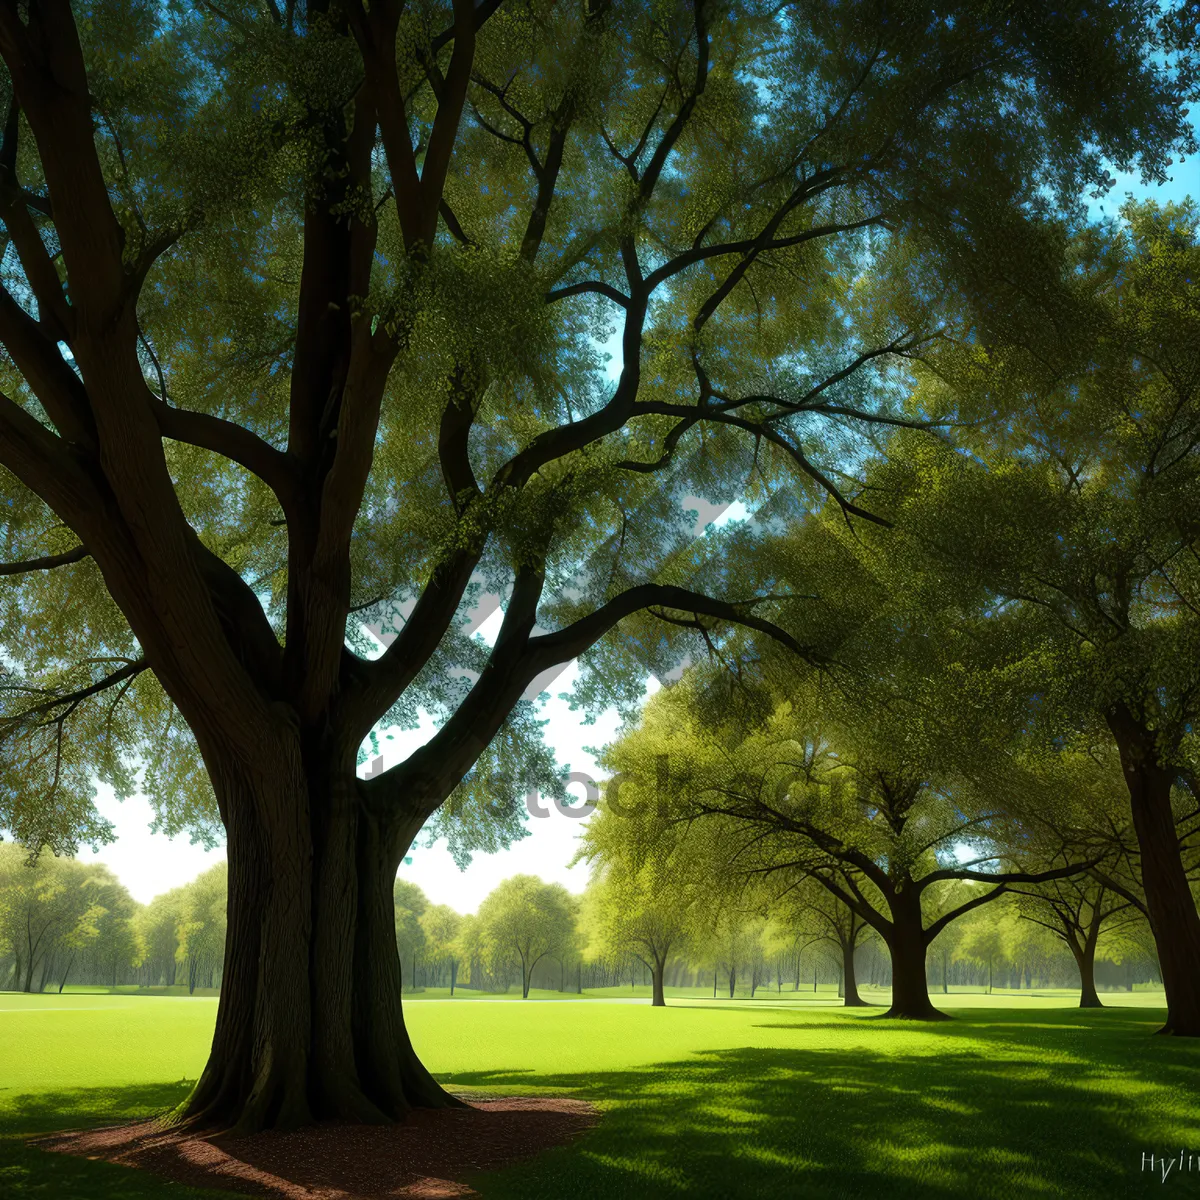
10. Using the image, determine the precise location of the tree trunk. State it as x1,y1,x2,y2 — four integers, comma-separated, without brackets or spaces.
651,956,666,1007
1074,947,1103,1008
1074,916,1104,1008
842,939,868,1007
450,959,457,997
882,892,948,1020
173,750,458,1135
728,967,736,999
1109,709,1200,1035
58,951,75,994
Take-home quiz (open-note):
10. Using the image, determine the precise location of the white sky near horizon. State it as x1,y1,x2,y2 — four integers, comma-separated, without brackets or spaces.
84,133,1199,910
86,660,646,911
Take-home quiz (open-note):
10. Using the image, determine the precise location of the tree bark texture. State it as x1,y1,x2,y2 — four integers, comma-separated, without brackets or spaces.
1109,708,1200,1035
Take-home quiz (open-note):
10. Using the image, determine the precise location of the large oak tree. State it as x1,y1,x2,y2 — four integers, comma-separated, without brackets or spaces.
0,0,1191,1132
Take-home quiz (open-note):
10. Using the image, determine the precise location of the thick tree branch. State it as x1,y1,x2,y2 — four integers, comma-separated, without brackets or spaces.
923,885,1008,944
526,584,828,670
149,393,300,517
0,544,88,575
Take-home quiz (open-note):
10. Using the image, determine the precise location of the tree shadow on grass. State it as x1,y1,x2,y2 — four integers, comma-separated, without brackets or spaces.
452,1010,1200,1200
0,1081,229,1199
4,1010,1196,1200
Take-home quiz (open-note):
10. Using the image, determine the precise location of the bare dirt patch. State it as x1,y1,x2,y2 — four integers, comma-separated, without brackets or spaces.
35,1095,600,1199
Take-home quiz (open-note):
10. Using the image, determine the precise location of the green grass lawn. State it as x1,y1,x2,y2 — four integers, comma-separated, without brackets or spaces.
1,989,1195,1198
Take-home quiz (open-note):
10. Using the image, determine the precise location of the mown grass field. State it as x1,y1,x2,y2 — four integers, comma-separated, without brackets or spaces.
0,988,1194,1198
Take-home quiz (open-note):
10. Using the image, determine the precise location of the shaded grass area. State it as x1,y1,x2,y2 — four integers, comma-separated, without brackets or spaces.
411,1002,1199,1199
1,992,1195,1198
0,1081,226,1198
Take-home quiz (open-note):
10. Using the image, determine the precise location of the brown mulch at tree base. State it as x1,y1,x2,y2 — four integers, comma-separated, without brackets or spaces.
34,1096,600,1199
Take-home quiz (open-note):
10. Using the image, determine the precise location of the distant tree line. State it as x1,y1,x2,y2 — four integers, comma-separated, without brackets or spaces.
0,848,226,994
0,840,1165,1008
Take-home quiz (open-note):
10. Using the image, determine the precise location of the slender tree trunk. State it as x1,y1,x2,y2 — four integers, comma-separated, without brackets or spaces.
1074,947,1103,1008
58,951,76,994
942,949,949,994
882,892,947,1020
651,955,666,1007
1074,920,1104,1009
842,939,868,1007
1109,709,1200,1035
728,967,736,999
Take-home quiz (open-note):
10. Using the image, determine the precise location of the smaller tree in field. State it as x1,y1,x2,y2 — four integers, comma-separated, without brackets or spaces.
137,890,184,988
176,865,227,995
477,876,576,1000
1012,876,1141,1007
0,846,105,992
420,905,463,995
778,881,873,1007
393,879,428,992
579,802,700,1007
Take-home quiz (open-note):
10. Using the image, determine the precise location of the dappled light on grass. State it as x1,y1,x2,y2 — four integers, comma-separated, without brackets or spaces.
416,1004,1199,1199
2,996,1197,1198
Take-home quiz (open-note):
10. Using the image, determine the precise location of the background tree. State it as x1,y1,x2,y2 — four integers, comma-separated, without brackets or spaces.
393,879,429,992
0,846,107,992
878,202,1200,1031
477,875,577,1000
778,881,873,1007
419,903,463,993
579,794,700,1006
1012,876,1141,1008
137,889,184,988
175,864,228,995
599,643,1100,1020
581,856,695,1007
